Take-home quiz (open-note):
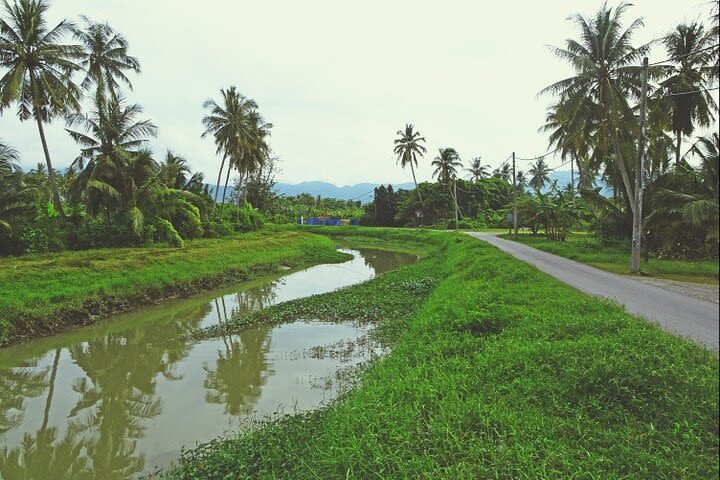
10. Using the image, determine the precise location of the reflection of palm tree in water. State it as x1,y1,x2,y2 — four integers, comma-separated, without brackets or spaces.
204,325,274,416
63,318,193,479
0,426,92,479
1,349,91,479
0,361,49,434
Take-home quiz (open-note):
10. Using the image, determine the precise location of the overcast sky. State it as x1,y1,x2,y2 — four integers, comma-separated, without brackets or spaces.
1,0,716,185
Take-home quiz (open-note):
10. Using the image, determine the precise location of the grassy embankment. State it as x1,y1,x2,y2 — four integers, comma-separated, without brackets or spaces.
0,230,349,346
502,232,719,284
164,226,719,479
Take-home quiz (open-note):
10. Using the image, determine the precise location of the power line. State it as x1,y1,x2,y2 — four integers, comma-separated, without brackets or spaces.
659,86,719,97
647,43,719,67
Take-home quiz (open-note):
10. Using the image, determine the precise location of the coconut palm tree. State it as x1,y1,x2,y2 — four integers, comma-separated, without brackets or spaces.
541,101,593,192
72,16,140,108
493,163,512,181
393,124,426,202
158,151,191,189
541,2,651,211
65,99,157,225
648,133,719,250
0,0,84,216
431,148,462,184
466,156,490,181
528,158,551,191
660,22,717,165
202,87,259,212
234,110,272,210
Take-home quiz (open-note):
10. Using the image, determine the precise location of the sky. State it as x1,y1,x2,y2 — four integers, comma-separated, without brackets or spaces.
0,0,717,186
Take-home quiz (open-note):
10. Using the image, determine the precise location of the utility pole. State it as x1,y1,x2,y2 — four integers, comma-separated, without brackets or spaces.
453,176,459,232
631,57,649,274
512,152,518,239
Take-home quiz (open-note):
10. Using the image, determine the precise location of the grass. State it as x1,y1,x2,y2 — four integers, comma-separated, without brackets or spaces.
0,230,349,346
501,232,719,284
162,228,719,480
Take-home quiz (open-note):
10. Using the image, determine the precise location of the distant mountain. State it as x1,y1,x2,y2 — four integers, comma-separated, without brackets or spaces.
206,181,416,202
274,181,416,201
207,175,610,202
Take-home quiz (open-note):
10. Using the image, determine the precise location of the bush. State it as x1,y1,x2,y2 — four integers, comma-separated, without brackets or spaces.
156,219,185,248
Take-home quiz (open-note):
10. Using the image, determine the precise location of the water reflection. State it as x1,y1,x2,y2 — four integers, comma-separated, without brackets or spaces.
0,249,417,478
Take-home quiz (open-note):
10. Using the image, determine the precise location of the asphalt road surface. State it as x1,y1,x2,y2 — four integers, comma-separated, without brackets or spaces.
467,232,719,350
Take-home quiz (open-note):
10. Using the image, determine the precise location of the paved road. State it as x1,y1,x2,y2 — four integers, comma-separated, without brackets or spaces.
467,232,719,350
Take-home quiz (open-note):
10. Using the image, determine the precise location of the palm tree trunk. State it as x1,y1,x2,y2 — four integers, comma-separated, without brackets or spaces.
675,132,682,165
236,171,246,222
570,155,575,195
35,116,65,218
213,156,226,211
410,163,423,202
219,163,232,216
612,134,636,215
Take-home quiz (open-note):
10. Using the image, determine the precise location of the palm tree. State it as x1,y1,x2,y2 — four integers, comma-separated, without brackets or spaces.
493,163,512,181
528,158,551,191
649,133,719,250
0,0,84,216
202,87,259,212
65,99,157,226
393,124,426,202
0,139,19,172
660,22,717,165
466,156,490,181
541,2,651,212
234,109,272,209
541,101,592,192
431,148,462,184
72,16,140,108
158,150,191,189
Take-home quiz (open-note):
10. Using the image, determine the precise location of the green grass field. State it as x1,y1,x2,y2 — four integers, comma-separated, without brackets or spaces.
162,228,719,479
501,232,719,284
0,230,348,346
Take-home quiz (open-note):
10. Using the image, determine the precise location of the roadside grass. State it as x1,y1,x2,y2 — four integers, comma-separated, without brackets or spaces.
0,231,348,346
163,229,719,479
501,232,719,284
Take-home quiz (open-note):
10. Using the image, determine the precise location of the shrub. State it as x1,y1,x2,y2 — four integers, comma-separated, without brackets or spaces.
156,219,185,248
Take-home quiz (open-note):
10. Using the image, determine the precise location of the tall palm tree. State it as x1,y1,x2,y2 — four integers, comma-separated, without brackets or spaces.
0,0,84,216
541,2,651,212
431,148,462,184
202,87,259,212
466,156,490,181
528,158,551,191
72,16,140,108
234,110,271,210
393,124,426,202
660,22,717,164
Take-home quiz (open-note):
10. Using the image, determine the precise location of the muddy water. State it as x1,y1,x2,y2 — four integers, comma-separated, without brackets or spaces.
0,248,417,479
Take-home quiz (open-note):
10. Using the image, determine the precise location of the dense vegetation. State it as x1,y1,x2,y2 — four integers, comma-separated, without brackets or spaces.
162,227,719,479
0,230,347,345
0,0,268,256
